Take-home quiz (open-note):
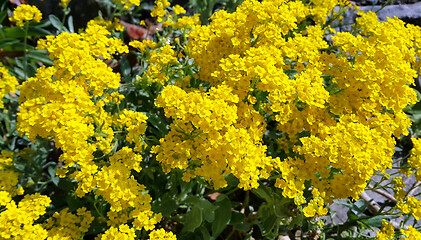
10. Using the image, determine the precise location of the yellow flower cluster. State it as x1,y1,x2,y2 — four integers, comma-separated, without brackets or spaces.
9,4,42,27
397,197,421,220
7,0,421,237
131,42,178,85
302,188,328,217
408,138,421,181
310,0,349,24
376,219,395,240
98,224,176,240
151,0,171,23
146,45,178,84
0,193,51,239
45,207,94,239
116,110,149,151
377,220,421,239
173,5,186,15
88,17,125,32
60,0,71,8
153,84,275,190
16,20,163,236
130,40,158,52
329,11,418,137
149,229,177,240
98,224,136,240
400,226,421,239
18,20,128,182
392,177,407,200
174,14,201,31
280,119,395,202
157,0,421,211
113,0,140,9
94,147,161,230
0,151,22,198
0,64,18,108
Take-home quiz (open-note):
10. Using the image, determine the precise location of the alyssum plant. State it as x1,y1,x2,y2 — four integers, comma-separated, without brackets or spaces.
1,0,421,239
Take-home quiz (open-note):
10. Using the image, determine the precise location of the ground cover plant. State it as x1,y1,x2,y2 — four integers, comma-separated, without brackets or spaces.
1,0,421,239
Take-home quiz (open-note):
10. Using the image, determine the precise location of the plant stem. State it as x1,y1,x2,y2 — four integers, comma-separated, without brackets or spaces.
23,22,29,80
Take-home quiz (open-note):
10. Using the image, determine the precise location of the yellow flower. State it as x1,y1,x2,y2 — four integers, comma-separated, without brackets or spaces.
60,0,71,8
100,224,136,239
9,4,42,27
0,193,51,239
0,63,18,109
400,225,421,239
149,228,177,240
151,0,171,23
397,197,421,220
45,207,94,239
113,0,140,9
173,5,186,15
376,220,395,240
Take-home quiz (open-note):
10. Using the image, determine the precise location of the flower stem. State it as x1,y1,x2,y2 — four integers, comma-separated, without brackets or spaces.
23,21,29,80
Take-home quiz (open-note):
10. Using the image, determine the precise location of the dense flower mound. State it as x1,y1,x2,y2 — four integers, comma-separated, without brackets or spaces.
154,0,421,213
16,18,161,236
2,0,421,238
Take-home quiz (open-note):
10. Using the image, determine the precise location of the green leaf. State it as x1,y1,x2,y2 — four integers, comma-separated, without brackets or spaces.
51,176,59,186
200,227,211,240
261,214,278,236
147,113,169,137
0,10,7,23
273,197,292,218
27,52,54,65
252,186,273,203
28,25,52,36
230,210,244,224
3,24,51,38
350,199,368,215
347,211,359,221
49,15,67,32
65,194,84,211
48,165,56,177
47,165,59,186
155,197,178,217
211,195,232,237
120,56,131,80
183,205,203,233
33,20,52,29
236,223,252,232
183,196,217,222
360,216,388,228
58,178,77,191
0,39,20,49
259,203,272,218
67,15,74,33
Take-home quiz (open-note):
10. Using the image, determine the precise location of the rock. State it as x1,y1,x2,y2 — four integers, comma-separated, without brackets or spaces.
364,1,421,24
333,1,421,34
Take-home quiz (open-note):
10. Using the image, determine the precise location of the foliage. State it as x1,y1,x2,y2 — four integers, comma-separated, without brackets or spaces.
1,0,421,239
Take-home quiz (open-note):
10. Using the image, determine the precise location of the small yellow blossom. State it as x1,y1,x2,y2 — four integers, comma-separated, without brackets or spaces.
173,5,186,15
149,228,177,240
113,0,140,9
400,225,421,239
397,197,421,220
9,4,42,27
0,63,18,108
376,219,395,240
100,224,136,239
151,0,171,23
45,207,94,239
60,0,71,8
